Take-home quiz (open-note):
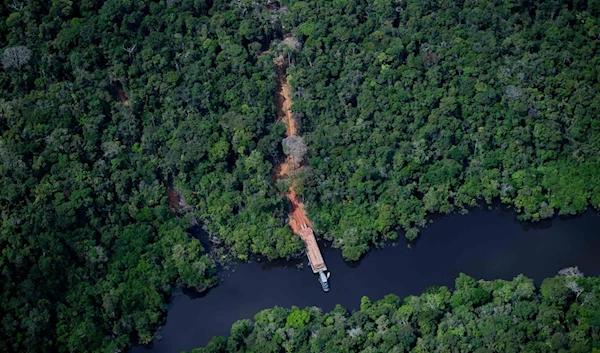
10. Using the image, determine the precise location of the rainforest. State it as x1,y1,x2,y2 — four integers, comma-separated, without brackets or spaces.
188,272,600,353
1,0,599,352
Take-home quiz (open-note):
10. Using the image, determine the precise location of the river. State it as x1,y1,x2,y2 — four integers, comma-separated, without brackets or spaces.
132,206,600,353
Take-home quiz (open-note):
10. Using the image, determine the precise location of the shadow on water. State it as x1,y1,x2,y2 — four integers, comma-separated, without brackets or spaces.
132,207,600,353
252,256,305,271
191,223,310,272
180,286,214,300
189,225,213,253
521,217,554,231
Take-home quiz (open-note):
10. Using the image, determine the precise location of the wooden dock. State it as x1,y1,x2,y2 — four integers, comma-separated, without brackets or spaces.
299,225,327,273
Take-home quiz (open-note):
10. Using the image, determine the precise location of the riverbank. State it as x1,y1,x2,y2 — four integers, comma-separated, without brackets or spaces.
182,271,600,353
131,206,600,353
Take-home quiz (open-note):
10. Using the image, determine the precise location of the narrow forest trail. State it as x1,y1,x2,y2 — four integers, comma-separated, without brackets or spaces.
273,55,326,273
274,56,297,137
273,55,308,233
112,78,130,106
118,88,130,106
274,55,297,179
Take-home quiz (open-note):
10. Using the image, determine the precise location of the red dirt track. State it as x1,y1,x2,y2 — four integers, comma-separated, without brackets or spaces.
273,55,326,272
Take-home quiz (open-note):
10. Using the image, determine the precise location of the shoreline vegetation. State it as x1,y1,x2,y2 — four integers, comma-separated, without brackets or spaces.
1,0,599,352
186,271,600,353
282,0,600,260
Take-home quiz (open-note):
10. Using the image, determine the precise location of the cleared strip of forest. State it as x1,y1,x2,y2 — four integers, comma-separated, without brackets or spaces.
273,55,326,273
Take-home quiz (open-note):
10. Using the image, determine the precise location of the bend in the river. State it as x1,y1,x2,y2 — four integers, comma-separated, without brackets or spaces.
131,207,600,353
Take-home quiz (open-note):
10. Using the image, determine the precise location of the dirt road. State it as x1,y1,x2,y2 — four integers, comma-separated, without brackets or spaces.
272,56,324,272
274,55,297,137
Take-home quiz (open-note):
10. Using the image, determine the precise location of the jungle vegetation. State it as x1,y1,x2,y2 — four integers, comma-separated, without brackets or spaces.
189,271,600,353
1,0,298,352
1,0,600,352
282,0,600,259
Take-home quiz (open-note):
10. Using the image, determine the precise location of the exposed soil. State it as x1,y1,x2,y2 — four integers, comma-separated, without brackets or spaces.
167,187,181,213
272,55,310,235
274,55,297,137
287,189,312,234
112,79,130,106
118,89,130,106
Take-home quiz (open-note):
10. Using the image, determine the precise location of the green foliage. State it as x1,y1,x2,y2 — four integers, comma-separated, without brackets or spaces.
285,308,311,329
189,274,600,353
2,0,599,351
281,0,600,259
0,0,295,352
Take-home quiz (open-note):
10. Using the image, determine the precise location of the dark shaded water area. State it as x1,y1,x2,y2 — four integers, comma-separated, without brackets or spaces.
133,206,600,353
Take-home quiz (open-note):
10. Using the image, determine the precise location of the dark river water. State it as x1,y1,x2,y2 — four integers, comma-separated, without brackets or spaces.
132,206,600,353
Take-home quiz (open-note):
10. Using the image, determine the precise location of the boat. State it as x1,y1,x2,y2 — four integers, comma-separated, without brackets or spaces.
318,270,330,292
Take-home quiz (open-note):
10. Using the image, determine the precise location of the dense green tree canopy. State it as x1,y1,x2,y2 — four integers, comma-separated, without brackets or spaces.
188,272,600,353
0,0,299,352
1,0,600,351
280,0,600,259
